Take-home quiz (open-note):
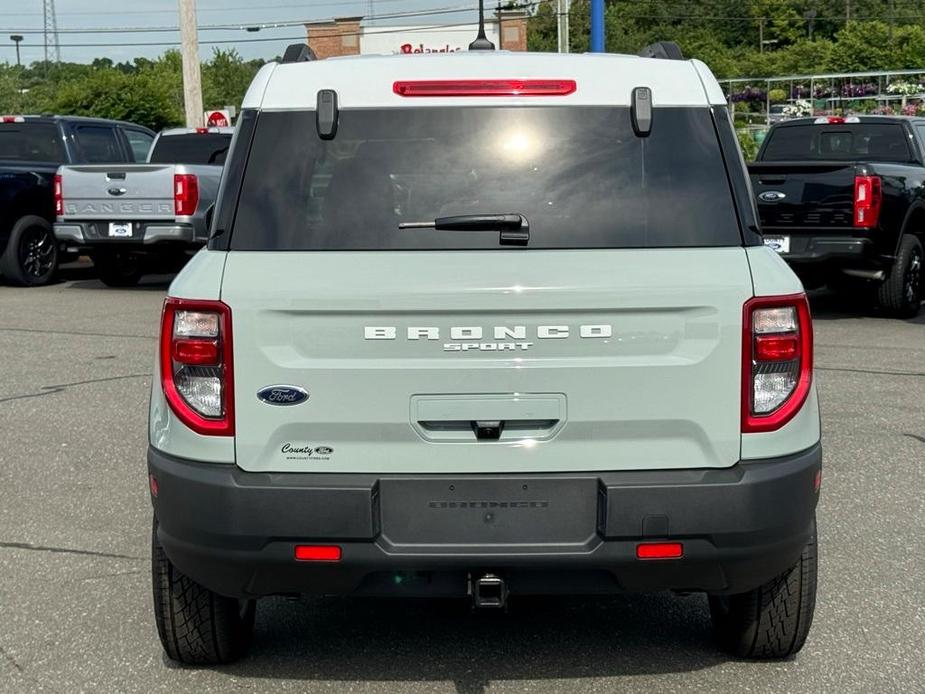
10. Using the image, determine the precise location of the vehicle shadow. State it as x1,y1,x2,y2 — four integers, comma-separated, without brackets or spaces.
215,593,729,690
808,288,925,324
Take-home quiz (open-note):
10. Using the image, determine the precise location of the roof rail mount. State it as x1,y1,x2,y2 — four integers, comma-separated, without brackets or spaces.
638,42,684,61
282,43,317,63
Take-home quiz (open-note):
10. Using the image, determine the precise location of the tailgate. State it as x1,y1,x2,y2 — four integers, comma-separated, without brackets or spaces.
60,164,175,220
748,161,858,230
222,248,753,474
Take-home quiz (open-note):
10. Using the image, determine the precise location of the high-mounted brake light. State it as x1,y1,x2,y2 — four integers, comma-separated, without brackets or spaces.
393,79,577,98
813,116,859,124
854,175,882,228
742,294,813,433
160,298,234,436
174,174,199,216
54,174,63,216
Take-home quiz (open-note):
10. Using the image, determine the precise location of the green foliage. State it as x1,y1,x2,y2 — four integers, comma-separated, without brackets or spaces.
0,49,264,132
768,88,787,103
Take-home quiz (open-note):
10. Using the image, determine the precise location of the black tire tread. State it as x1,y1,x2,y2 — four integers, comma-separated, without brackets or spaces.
710,522,817,659
151,520,255,664
877,234,922,318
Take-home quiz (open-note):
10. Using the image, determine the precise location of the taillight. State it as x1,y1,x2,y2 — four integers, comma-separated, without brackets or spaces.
854,175,882,228
54,174,63,216
393,79,577,97
159,298,234,436
174,174,199,216
742,294,813,433
1,115,25,123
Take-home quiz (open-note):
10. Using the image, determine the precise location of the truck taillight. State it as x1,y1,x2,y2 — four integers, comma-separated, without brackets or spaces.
174,174,199,216
159,298,234,436
54,174,63,216
742,294,813,433
854,175,881,228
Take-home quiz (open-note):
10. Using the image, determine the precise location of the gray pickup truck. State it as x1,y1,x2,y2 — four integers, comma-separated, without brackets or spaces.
55,127,232,286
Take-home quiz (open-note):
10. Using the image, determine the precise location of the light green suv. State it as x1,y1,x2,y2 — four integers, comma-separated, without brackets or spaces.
148,44,821,664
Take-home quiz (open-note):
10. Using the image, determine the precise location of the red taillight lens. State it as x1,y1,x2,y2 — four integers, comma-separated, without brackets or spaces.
294,545,342,562
174,174,199,216
636,543,683,560
159,298,234,436
54,174,63,216
854,175,881,228
742,294,813,433
393,79,577,97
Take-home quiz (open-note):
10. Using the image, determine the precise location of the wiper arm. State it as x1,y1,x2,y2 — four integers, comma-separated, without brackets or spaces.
399,213,529,246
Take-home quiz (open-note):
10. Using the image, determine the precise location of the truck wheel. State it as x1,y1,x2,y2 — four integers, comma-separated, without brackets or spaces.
709,519,817,659
0,215,58,287
93,251,143,287
877,234,922,318
152,519,256,664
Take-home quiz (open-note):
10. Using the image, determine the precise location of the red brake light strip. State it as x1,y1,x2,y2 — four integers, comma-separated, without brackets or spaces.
393,79,577,97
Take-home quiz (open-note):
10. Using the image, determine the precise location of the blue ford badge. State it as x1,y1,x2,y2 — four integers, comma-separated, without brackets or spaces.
758,191,786,202
257,385,309,406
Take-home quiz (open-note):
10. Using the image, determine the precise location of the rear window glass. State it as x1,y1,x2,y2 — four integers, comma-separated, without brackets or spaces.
229,107,741,250
0,123,65,162
150,134,231,165
762,123,912,162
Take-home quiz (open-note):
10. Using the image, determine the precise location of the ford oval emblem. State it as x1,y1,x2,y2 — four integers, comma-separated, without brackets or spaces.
257,385,309,406
758,190,786,202
107,186,127,197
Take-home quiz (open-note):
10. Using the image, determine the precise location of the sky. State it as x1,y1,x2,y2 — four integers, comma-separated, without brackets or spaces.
0,0,485,65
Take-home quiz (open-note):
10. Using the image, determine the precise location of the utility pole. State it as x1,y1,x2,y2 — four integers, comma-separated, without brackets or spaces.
557,0,570,53
178,0,204,128
845,0,851,22
889,0,896,42
759,18,764,53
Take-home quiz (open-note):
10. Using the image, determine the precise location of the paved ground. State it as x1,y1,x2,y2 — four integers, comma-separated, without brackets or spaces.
1,266,923,694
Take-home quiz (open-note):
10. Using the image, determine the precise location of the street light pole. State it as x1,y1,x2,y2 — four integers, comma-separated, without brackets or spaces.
10,34,22,67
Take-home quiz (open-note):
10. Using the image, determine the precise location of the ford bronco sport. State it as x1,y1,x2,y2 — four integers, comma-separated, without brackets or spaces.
148,45,821,664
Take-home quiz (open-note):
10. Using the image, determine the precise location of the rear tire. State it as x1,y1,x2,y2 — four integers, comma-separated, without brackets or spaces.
0,215,58,286
152,519,256,664
93,251,143,287
709,519,817,659
877,234,922,318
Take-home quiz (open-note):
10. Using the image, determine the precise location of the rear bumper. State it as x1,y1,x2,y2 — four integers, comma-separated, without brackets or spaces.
149,443,821,599
763,231,881,266
54,221,205,247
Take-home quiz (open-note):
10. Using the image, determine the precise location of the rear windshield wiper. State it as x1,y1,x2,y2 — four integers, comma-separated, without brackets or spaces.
399,213,529,246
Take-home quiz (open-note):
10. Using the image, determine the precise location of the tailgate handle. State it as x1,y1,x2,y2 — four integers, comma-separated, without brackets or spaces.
759,175,786,184
106,172,126,180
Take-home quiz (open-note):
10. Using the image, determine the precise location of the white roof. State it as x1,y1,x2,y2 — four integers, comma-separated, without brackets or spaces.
243,51,726,110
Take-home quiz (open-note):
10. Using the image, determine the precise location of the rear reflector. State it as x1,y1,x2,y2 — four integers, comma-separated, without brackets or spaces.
172,338,219,365
754,333,800,361
294,545,342,562
636,543,683,560
393,79,577,98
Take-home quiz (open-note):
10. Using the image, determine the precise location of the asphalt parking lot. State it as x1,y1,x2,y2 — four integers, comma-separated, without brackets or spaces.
1,266,923,694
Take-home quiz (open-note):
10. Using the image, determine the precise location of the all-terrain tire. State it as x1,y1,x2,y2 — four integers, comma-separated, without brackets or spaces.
0,215,57,286
877,233,922,318
151,519,256,664
709,519,817,659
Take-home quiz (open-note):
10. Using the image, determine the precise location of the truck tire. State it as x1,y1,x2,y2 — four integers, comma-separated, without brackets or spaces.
152,519,256,664
877,234,922,318
709,519,817,659
0,215,58,287
92,251,143,287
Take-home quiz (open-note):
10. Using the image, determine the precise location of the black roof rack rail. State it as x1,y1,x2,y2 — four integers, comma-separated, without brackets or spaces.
638,41,684,61
281,43,317,64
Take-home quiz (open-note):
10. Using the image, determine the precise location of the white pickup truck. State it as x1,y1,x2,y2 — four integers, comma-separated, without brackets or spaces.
54,127,232,286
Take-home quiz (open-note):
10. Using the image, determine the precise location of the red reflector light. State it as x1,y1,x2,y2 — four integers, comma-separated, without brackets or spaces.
195,127,208,133
814,469,822,493
636,543,683,560
393,79,577,98
54,173,63,216
174,173,199,216
294,545,342,562
172,338,219,365
149,474,159,498
754,333,799,361
854,175,882,228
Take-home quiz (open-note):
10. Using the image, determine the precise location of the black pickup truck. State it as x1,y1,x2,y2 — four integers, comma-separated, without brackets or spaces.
0,115,155,286
748,115,924,317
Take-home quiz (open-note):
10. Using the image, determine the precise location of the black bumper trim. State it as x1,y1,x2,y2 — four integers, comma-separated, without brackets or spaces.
149,444,821,599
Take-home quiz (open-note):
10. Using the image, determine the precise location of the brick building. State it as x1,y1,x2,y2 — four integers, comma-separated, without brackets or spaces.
305,11,528,60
